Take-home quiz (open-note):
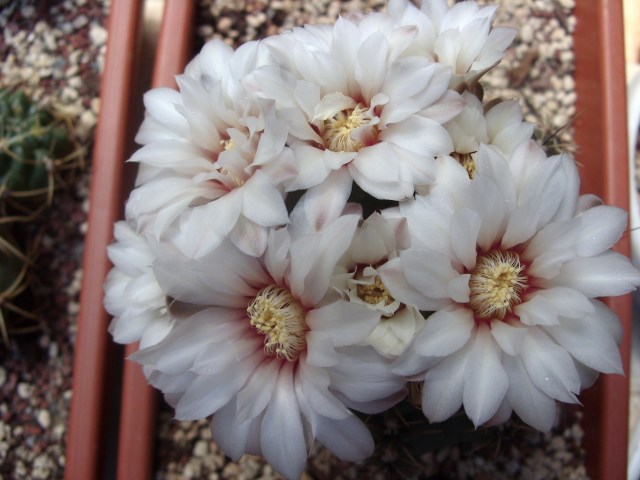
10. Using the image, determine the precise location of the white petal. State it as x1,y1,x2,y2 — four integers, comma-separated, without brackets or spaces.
260,364,308,480
503,355,557,431
414,307,475,357
573,205,628,257
305,331,339,368
301,168,353,231
175,350,261,419
401,249,461,301
544,314,623,375
306,301,378,347
379,257,450,311
227,216,269,257
421,347,469,422
298,361,351,419
548,251,640,297
211,400,260,460
315,414,374,461
490,320,527,356
382,114,453,156
521,328,580,403
329,346,406,405
462,325,508,426
355,32,389,103
514,293,560,326
241,171,289,226
235,360,280,422
449,207,480,270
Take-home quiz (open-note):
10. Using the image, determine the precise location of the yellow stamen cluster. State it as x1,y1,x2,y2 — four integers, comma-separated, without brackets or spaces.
468,250,527,320
220,138,236,151
357,276,395,307
247,285,307,361
322,104,376,152
451,151,477,178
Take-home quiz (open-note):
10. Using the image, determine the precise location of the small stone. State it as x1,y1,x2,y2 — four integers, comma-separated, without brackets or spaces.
20,5,36,18
90,97,101,114
37,409,51,429
17,383,34,399
61,86,79,102
89,23,108,46
217,17,233,32
193,440,208,457
68,76,82,89
78,109,97,138
73,15,88,30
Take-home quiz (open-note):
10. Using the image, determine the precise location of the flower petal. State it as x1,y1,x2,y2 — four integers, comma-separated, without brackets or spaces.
462,325,508,426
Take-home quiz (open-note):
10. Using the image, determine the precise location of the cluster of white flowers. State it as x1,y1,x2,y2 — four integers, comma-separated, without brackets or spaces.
105,1,640,478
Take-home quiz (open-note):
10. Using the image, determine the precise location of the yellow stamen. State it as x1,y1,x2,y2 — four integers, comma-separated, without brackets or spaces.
322,104,376,152
468,250,527,320
357,276,395,307
247,285,307,361
220,138,236,151
451,151,476,178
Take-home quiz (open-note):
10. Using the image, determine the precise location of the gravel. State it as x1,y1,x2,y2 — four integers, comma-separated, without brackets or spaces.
0,1,109,478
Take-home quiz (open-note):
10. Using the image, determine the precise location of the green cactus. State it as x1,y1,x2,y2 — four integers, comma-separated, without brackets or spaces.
0,88,84,343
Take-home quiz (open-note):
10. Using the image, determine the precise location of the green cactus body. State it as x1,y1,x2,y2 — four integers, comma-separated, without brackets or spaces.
0,88,82,343
0,88,73,196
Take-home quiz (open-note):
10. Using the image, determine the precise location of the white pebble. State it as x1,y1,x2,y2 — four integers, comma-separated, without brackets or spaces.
17,383,34,399
37,409,51,429
89,23,108,46
73,15,89,30
193,440,208,457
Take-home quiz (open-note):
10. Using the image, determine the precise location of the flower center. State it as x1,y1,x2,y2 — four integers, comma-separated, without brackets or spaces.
468,250,527,320
220,138,236,151
357,276,395,307
451,151,476,178
322,104,376,152
247,285,307,361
